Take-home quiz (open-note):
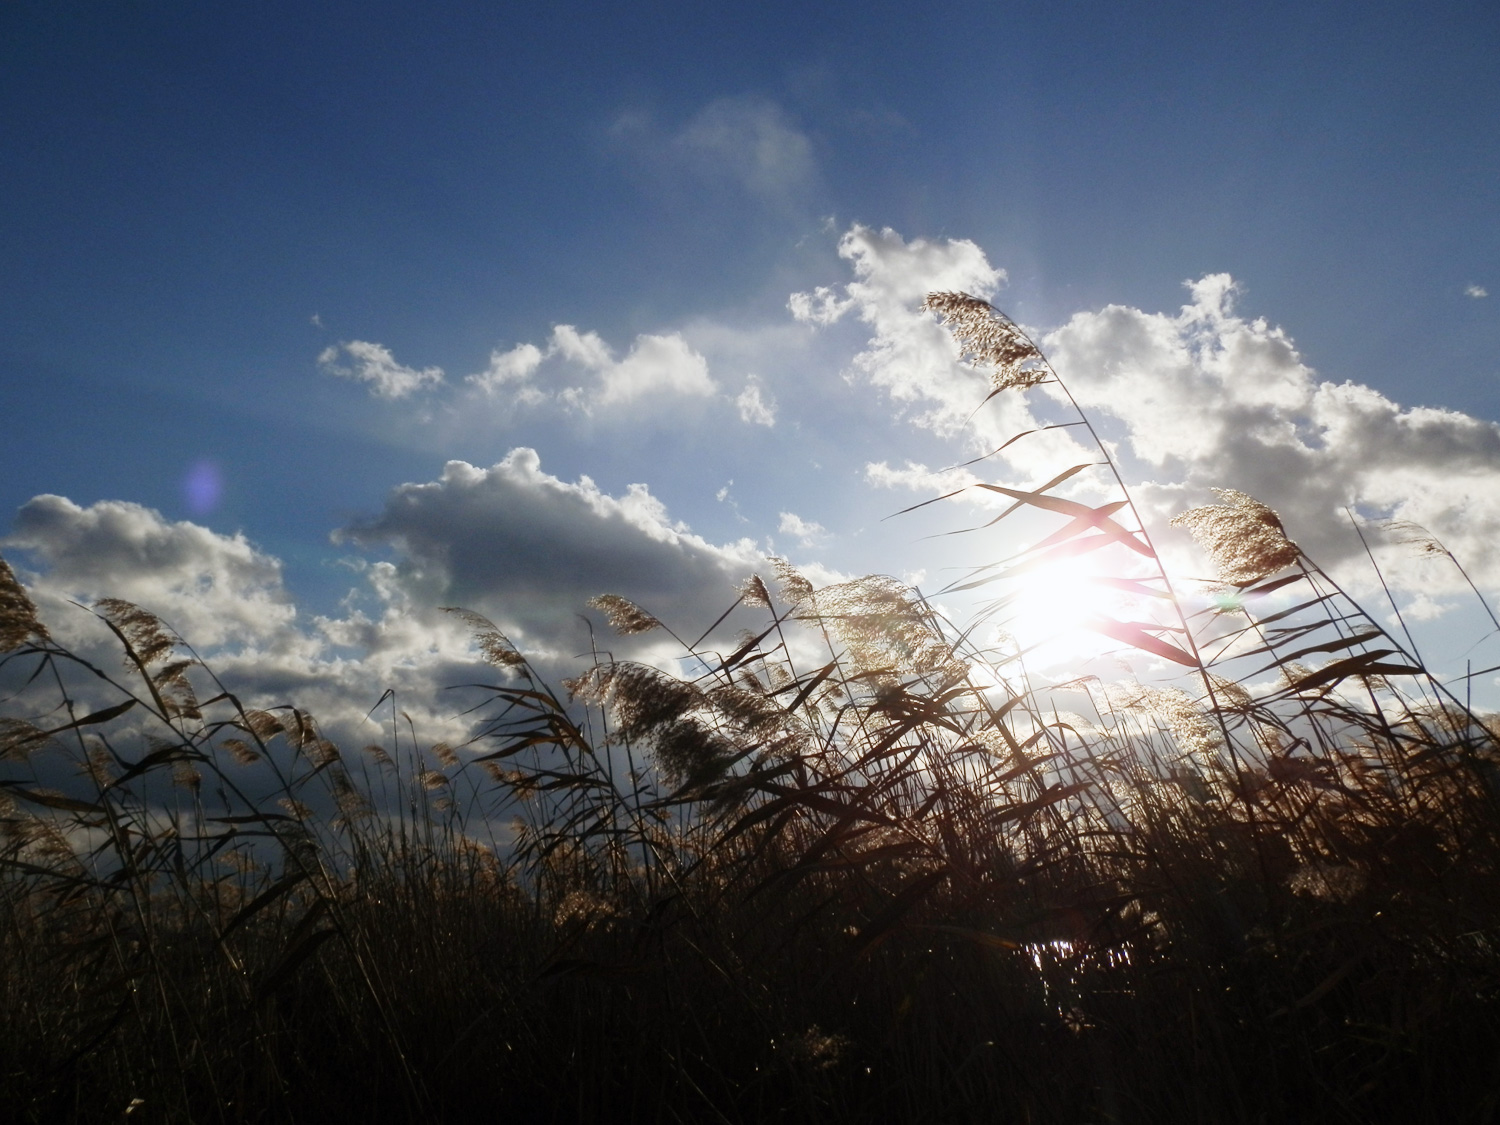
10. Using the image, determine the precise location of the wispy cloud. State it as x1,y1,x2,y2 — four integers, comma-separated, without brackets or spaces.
778,511,826,547
611,95,818,206
1467,284,1489,299
318,341,444,399
735,375,777,426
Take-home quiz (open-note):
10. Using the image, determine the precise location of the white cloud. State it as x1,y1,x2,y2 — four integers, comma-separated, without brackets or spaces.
0,496,482,746
2,457,783,750
790,224,1093,477
777,511,826,547
864,460,980,495
4,495,294,649
467,342,544,392
801,223,1500,611
1467,284,1489,299
595,332,715,405
550,325,614,370
735,376,777,426
787,285,854,326
337,448,763,641
461,325,716,414
319,340,444,399
1042,275,1500,595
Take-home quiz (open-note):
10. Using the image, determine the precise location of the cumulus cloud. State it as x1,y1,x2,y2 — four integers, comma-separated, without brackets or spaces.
4,495,294,649
1467,284,1489,299
594,333,715,405
801,223,1500,607
790,224,1093,475
338,449,761,641
462,325,716,414
0,497,486,748
1043,276,1500,592
467,341,545,393
2,453,780,751
735,376,777,426
787,285,855,326
319,340,444,399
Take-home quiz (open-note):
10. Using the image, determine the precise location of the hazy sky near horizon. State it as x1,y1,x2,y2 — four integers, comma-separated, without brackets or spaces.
3,0,1498,732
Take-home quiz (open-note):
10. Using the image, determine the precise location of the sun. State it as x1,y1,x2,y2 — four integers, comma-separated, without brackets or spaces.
1000,552,1166,672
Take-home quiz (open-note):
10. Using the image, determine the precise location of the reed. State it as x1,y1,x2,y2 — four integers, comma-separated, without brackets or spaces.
1,298,1498,1123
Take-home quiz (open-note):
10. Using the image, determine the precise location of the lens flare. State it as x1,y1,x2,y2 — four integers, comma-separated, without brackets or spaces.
183,460,222,516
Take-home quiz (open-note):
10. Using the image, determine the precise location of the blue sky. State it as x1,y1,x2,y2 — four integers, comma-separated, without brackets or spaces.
2,0,1498,730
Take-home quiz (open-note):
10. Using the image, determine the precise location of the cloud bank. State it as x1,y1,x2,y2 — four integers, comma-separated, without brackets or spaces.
3,452,766,748
797,225,1500,608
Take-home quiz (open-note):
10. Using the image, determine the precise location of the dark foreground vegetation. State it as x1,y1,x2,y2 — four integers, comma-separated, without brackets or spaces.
3,296,1499,1123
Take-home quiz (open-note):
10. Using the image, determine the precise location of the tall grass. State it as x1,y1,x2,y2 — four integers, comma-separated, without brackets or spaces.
2,295,1498,1123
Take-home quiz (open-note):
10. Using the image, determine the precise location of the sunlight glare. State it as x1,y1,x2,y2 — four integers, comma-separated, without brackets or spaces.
1004,553,1158,670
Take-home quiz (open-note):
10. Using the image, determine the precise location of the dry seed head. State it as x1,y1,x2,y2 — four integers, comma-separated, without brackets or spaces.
444,607,527,667
737,667,768,693
0,717,50,763
278,798,314,821
362,743,393,768
706,682,792,739
1207,674,1254,712
0,554,49,650
1171,489,1300,585
1288,862,1366,903
431,741,459,769
922,291,1049,391
172,760,202,792
739,573,773,609
12,813,76,866
589,593,662,636
308,738,341,767
809,575,966,681
1384,519,1450,558
566,661,703,740
1280,662,1314,690
552,888,617,928
243,709,285,740
777,1025,851,1072
483,762,538,797
769,557,814,605
223,738,261,765
95,598,177,667
1106,681,1223,760
154,658,196,692
152,659,203,721
285,708,322,750
83,742,117,785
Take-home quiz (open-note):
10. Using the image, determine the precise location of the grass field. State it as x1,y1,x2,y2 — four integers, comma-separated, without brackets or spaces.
3,295,1498,1123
